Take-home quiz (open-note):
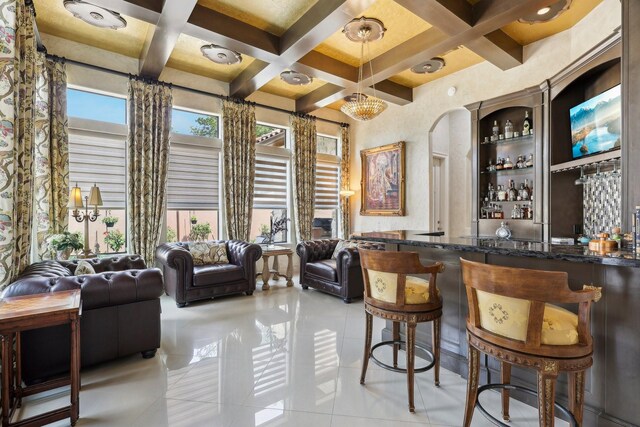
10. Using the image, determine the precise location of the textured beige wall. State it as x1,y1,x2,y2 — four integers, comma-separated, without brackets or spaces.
349,0,621,235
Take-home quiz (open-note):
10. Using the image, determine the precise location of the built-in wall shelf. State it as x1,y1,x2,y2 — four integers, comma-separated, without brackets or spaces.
481,166,534,175
550,149,621,173
480,134,534,146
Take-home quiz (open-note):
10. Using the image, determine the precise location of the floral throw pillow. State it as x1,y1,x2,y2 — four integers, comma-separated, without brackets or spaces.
75,260,96,276
331,240,359,260
189,242,229,266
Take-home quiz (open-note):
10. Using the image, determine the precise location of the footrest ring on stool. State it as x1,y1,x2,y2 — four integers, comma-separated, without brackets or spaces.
476,383,578,427
370,340,435,373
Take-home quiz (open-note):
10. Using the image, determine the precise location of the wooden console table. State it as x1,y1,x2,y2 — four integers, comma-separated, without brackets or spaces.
257,246,293,290
0,290,81,427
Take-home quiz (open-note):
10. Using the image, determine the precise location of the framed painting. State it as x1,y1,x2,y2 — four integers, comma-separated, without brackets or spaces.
360,141,405,216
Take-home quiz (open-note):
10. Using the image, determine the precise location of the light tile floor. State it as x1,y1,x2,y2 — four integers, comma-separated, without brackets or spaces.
15,281,570,426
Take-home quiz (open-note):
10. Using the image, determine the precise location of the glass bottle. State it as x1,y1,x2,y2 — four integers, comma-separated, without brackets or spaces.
488,182,496,201
494,205,504,219
511,204,522,219
505,120,514,139
523,111,532,135
492,120,500,138
503,156,513,169
525,153,534,168
508,180,518,201
519,182,529,201
515,155,524,169
487,158,494,172
495,158,503,170
497,185,507,201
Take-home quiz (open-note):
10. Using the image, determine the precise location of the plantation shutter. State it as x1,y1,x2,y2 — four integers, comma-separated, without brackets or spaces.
167,139,220,210
253,155,288,209
315,162,340,209
68,129,126,209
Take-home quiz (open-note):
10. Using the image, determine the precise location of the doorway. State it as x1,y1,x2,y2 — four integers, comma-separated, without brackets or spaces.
431,155,447,234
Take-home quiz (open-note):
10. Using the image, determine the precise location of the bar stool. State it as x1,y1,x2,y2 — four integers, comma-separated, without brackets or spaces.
359,248,445,412
460,259,602,427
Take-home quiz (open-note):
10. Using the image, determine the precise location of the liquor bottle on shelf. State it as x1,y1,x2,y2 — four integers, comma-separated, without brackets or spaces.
503,156,513,169
523,111,532,135
525,153,534,168
519,182,530,201
522,205,530,219
488,183,496,202
516,155,524,169
494,204,504,219
508,180,518,201
511,204,523,219
497,185,507,201
505,120,514,139
492,120,500,141
496,158,504,170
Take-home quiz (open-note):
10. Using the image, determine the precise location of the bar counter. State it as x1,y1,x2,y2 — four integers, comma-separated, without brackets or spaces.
352,230,639,427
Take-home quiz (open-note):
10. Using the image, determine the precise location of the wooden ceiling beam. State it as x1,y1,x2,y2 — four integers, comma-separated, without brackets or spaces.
229,0,377,99
138,0,198,78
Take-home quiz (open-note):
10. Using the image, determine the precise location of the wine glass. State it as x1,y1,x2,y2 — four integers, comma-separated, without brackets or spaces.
574,166,587,185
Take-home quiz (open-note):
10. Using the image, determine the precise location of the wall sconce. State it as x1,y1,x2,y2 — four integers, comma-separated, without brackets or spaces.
340,190,355,198
68,182,103,258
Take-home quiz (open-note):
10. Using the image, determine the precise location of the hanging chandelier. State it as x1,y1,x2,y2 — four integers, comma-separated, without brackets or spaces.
340,17,387,122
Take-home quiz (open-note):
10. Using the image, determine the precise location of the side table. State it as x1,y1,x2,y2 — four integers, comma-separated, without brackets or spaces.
0,290,81,427
257,246,293,290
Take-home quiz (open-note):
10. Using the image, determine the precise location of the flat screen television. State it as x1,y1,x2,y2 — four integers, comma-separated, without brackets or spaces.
569,84,621,159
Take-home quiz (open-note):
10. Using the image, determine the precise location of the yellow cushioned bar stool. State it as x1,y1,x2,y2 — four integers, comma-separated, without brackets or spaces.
460,259,602,427
359,248,445,413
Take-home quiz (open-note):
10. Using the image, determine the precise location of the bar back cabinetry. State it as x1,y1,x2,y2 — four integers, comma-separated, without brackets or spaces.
467,88,544,240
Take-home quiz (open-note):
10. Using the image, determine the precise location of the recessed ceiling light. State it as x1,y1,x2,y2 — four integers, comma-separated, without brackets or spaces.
411,58,445,74
519,0,572,24
280,71,313,86
63,0,127,30
200,44,242,65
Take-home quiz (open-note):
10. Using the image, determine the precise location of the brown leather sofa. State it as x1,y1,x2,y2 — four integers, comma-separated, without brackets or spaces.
156,240,262,307
2,255,163,385
296,239,385,303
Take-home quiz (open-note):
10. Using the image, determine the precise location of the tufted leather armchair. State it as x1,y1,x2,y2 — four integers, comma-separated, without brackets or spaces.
156,240,262,307
296,239,385,303
2,255,164,385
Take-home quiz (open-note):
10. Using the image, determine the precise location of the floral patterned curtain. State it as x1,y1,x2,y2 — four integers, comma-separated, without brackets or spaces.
291,114,317,241
0,0,37,287
222,99,256,241
34,53,69,260
340,124,351,239
127,78,172,264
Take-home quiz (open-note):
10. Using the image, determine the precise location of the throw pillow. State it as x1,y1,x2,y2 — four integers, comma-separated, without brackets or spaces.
75,260,96,276
189,241,229,266
331,240,358,260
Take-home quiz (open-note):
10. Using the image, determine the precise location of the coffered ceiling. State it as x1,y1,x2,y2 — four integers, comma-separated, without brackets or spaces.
34,0,603,113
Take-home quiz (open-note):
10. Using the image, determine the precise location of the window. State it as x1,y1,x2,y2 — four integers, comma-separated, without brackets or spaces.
313,163,340,239
67,88,126,125
166,130,221,242
172,107,219,138
252,124,289,243
317,135,339,156
69,116,127,253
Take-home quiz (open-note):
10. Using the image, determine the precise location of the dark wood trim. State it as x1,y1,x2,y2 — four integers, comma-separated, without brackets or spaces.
138,0,198,78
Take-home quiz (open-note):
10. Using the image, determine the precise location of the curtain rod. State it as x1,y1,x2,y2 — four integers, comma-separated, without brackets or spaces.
53,55,349,127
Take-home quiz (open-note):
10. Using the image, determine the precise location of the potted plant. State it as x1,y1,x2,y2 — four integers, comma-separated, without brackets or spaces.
49,231,84,260
190,215,198,225
103,229,125,253
102,215,119,228
190,222,211,241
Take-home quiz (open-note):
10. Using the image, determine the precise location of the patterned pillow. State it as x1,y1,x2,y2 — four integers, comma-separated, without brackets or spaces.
189,241,229,266
75,260,96,276
331,240,358,260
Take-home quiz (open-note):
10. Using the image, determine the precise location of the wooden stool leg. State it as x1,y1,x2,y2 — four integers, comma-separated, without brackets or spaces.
463,343,480,427
537,371,558,427
392,321,400,368
406,321,417,413
501,361,512,421
568,370,586,426
360,311,373,385
433,317,441,387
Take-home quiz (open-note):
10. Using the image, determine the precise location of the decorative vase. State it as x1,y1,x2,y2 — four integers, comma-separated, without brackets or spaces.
57,248,73,260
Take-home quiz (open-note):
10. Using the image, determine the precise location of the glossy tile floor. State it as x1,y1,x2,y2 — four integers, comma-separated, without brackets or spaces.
16,281,570,426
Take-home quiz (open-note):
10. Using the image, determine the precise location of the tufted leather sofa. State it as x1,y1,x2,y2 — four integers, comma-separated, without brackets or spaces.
2,255,164,385
156,240,262,307
296,239,385,303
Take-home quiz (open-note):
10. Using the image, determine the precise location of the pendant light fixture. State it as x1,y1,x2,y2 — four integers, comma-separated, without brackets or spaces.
340,17,387,122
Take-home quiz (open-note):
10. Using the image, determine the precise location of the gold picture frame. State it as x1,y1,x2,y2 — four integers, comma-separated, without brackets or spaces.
360,141,406,216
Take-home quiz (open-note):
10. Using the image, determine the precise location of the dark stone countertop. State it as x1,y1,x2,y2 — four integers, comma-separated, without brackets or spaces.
351,230,640,268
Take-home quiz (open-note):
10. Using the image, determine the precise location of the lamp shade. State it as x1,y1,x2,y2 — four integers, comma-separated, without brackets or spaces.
88,184,103,206
67,185,84,209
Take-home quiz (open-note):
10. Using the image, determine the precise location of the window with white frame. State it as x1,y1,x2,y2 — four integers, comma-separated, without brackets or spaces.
166,108,221,242
313,134,341,239
252,124,289,244
67,88,128,254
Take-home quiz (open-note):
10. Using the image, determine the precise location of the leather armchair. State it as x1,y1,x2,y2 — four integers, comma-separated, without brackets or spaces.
156,240,262,307
296,239,385,303
3,255,163,385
